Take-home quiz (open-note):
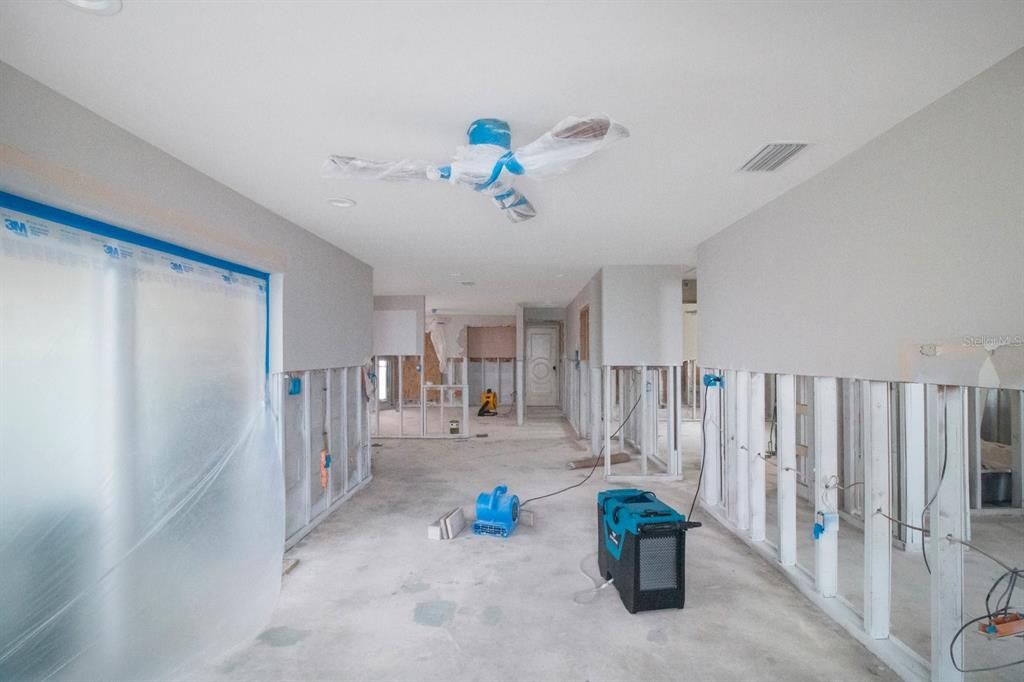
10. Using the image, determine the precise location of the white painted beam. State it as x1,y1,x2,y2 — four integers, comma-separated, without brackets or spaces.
930,385,965,682
735,371,751,530
863,380,891,639
701,369,721,507
1012,390,1024,508
903,384,926,547
749,372,766,542
813,377,838,598
776,374,797,567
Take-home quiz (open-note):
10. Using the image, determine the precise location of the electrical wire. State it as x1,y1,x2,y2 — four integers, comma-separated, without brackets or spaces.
874,509,929,534
519,391,644,508
943,535,1024,673
920,433,949,575
687,383,711,520
949,609,1024,673
572,552,615,605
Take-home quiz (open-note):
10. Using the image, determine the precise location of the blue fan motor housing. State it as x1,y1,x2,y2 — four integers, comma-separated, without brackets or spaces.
467,119,512,149
473,485,519,537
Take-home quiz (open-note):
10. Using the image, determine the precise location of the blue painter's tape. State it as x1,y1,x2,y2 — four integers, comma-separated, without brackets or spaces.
0,190,272,373
0,191,269,280
475,151,523,192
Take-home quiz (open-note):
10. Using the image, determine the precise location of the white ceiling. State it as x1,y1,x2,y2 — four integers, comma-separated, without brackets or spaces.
1,1,1022,314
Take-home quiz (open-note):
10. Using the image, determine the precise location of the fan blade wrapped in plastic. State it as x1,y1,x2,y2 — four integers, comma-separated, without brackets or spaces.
514,115,629,177
485,182,536,223
321,155,440,182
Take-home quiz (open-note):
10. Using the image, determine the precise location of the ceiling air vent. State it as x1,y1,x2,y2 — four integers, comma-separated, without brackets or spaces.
740,143,808,172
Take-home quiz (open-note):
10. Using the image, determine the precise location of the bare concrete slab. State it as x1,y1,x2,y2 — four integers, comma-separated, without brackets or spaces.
189,411,897,682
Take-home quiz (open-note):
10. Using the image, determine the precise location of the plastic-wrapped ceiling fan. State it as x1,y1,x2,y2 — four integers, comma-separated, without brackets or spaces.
323,116,629,222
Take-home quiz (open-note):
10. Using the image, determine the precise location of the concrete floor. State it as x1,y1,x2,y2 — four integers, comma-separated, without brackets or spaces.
191,409,898,681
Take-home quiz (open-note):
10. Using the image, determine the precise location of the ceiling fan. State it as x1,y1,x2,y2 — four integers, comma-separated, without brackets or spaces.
323,116,629,222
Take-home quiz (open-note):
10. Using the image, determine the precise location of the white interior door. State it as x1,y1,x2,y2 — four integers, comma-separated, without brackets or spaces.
526,326,559,406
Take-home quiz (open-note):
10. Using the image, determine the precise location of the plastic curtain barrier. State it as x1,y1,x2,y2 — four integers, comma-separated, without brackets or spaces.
323,115,629,222
428,319,448,376
0,196,283,680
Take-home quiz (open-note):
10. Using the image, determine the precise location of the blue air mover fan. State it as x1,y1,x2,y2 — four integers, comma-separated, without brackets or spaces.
473,486,519,537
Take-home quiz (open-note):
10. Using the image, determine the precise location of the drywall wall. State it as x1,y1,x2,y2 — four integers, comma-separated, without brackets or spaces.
0,61,372,373
683,303,699,362
373,296,425,356
601,265,685,366
426,314,515,359
566,271,603,366
698,49,1024,389
467,326,515,358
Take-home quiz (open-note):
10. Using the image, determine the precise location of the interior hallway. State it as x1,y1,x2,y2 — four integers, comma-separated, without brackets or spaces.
191,412,896,682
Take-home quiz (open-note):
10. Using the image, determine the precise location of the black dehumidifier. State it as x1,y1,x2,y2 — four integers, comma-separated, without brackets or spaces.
597,489,701,613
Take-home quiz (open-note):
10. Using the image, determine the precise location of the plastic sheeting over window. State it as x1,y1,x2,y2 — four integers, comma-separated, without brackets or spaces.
0,194,283,680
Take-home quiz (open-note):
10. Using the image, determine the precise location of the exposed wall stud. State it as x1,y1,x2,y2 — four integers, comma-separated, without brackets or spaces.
903,383,926,546
776,374,797,566
930,385,965,682
604,365,613,477
966,388,983,509
735,371,751,530
813,377,838,597
702,368,722,507
863,380,891,639
749,372,766,542
1012,390,1024,508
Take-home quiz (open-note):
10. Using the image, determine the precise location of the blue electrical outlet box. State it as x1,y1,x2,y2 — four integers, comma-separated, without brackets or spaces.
288,376,302,395
703,373,723,387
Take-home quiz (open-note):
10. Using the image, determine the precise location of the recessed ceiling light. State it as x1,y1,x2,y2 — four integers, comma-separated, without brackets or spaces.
63,0,122,15
327,197,357,208
555,273,566,278
448,272,462,278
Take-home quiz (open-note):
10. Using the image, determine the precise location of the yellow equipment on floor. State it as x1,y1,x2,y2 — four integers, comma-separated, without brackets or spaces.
478,389,498,416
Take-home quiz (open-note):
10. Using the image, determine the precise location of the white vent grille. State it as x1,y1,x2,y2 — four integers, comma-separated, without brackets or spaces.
740,143,808,172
